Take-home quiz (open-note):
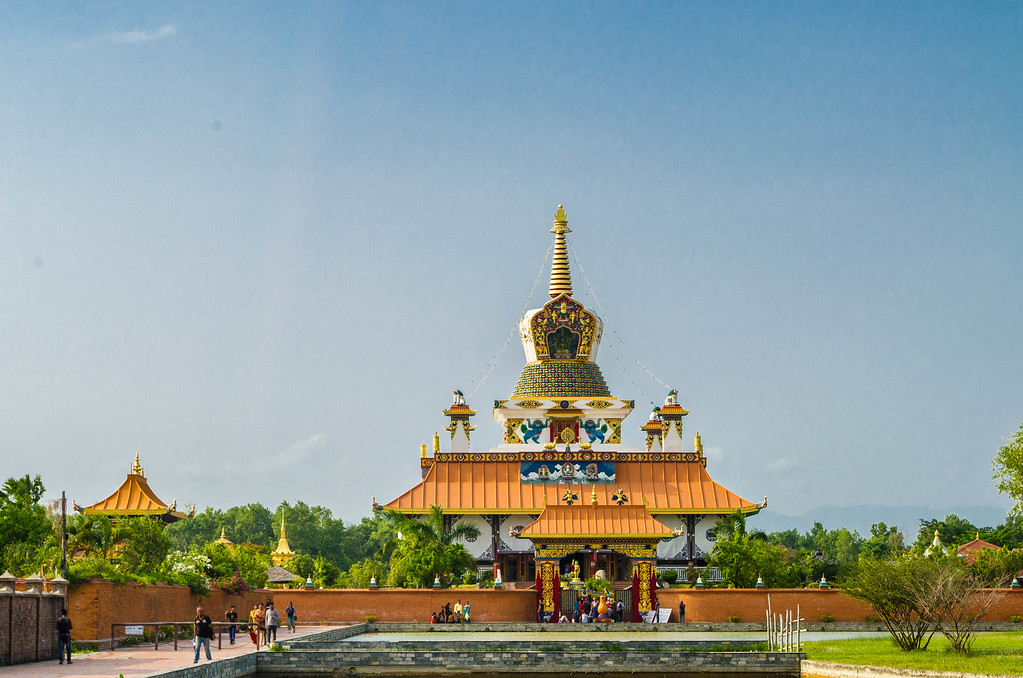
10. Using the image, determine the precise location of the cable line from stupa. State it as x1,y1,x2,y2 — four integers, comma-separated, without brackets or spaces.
569,240,673,407
464,239,553,399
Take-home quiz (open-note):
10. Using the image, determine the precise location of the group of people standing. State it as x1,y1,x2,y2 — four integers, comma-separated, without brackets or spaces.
430,599,470,624
238,600,297,649
190,600,298,662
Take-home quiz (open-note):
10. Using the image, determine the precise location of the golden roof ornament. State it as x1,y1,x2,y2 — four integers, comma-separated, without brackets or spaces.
590,484,598,506
130,453,144,477
548,205,573,298
695,432,703,455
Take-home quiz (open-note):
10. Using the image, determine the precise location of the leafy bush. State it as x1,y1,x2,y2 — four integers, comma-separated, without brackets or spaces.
364,615,376,623
728,614,740,623
820,614,835,623
1010,615,1022,623
660,570,678,585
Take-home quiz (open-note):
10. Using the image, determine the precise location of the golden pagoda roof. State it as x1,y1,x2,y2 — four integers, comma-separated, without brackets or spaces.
520,504,675,539
83,457,187,522
385,454,759,515
216,527,234,546
272,516,293,557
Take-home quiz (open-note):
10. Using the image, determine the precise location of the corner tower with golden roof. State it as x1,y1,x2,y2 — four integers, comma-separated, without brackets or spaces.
384,205,764,604
79,454,190,524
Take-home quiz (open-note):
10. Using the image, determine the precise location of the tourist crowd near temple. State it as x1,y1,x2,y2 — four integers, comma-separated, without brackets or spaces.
382,205,766,616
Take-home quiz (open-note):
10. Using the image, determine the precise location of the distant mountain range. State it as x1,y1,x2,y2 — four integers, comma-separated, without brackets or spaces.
750,504,1011,540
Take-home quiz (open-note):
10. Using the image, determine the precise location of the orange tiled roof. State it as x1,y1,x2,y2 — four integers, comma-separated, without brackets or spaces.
520,504,675,539
956,537,1002,565
384,458,758,515
83,473,186,519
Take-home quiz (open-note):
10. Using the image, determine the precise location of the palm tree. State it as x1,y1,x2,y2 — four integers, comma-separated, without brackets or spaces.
380,505,480,588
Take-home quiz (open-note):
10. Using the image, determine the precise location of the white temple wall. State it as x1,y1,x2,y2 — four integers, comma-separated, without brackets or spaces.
693,514,722,561
498,514,538,553
654,515,687,560
452,514,492,560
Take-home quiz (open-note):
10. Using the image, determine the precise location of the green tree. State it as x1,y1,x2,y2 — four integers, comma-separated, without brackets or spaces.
341,558,388,589
710,510,787,588
861,522,905,559
202,542,270,589
985,513,1023,550
113,517,170,575
0,475,56,575
381,506,480,588
165,507,223,551
993,422,1023,515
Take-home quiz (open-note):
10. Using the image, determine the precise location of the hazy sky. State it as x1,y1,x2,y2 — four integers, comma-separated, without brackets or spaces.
2,2,1021,529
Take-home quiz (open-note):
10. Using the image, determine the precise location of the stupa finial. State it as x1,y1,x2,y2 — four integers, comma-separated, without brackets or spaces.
131,453,144,476
548,205,573,298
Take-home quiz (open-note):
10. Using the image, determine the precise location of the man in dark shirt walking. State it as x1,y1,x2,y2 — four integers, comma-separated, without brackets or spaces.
193,605,214,663
225,605,238,645
56,609,73,665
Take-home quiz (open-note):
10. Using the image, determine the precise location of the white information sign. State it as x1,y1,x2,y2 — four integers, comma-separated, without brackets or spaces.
125,625,145,636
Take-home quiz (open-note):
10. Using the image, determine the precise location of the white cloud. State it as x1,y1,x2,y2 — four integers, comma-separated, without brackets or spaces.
767,457,796,472
704,446,725,465
103,24,177,44
279,434,328,465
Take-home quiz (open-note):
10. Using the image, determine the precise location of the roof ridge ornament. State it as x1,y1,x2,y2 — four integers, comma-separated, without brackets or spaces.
131,453,144,477
548,205,573,298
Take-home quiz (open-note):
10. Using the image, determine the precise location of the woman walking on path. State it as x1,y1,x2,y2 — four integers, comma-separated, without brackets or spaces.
286,602,296,632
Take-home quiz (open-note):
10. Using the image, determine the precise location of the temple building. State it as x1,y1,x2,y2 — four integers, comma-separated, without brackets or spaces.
383,206,764,617
78,454,191,524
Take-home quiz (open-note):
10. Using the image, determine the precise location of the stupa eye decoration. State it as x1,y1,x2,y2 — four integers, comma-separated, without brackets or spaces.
611,488,629,505
562,489,580,505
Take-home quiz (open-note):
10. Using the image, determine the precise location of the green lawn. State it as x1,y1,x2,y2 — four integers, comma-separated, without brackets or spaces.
803,632,1023,675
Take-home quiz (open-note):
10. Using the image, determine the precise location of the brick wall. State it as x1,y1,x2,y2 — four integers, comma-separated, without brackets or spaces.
66,580,1023,643
67,580,537,643
0,583,66,666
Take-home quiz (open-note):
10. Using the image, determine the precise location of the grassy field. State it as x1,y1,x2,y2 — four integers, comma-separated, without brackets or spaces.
802,632,1023,675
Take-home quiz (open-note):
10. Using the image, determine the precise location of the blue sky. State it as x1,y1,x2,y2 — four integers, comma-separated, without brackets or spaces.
2,2,1021,529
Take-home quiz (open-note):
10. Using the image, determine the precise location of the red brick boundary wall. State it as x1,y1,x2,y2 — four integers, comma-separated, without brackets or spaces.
67,580,1023,643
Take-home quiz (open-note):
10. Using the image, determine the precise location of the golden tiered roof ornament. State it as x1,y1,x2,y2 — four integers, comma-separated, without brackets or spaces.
548,205,573,298
271,514,295,566
131,453,144,476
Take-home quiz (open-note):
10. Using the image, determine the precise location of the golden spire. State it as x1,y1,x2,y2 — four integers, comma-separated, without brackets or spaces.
694,432,703,455
432,432,440,453
220,527,227,540
591,484,598,506
421,442,427,458
131,453,144,476
280,514,287,540
548,205,573,298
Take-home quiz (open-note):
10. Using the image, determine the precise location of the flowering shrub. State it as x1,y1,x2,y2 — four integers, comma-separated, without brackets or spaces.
166,550,212,594
213,570,253,596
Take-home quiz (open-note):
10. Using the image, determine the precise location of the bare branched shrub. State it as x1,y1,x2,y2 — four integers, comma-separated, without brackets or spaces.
843,557,936,650
914,560,1009,655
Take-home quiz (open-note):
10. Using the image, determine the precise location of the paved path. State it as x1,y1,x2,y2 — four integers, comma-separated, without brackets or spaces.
0,625,343,678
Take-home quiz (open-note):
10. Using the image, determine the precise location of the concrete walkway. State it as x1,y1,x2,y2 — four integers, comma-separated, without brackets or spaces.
0,625,343,678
